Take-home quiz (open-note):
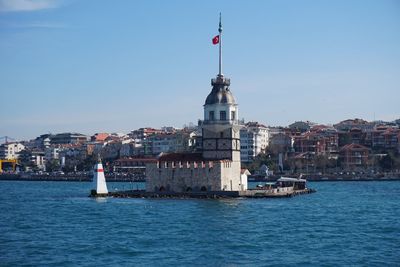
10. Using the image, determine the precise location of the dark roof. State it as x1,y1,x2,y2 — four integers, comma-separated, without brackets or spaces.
245,121,268,128
205,75,236,105
205,89,236,105
158,153,204,162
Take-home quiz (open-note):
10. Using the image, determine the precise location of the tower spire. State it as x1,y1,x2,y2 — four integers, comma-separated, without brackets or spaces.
218,12,223,76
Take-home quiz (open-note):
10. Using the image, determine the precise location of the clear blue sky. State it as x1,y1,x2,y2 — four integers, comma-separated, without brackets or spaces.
1,0,399,140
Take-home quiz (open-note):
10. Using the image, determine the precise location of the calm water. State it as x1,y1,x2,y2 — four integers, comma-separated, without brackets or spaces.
0,181,399,266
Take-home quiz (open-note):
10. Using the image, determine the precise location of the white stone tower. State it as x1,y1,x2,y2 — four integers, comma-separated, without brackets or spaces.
92,157,108,195
202,14,241,162
201,14,243,190
144,14,246,193
202,76,241,161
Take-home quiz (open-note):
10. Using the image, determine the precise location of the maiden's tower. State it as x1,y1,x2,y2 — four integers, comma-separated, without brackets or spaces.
145,15,246,193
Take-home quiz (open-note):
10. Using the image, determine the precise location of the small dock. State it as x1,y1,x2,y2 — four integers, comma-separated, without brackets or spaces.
90,188,316,199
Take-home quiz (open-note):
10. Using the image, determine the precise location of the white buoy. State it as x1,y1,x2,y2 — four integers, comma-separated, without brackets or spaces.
92,157,108,196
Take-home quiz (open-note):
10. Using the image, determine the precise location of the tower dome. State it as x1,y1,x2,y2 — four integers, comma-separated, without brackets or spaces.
203,13,238,124
205,76,236,105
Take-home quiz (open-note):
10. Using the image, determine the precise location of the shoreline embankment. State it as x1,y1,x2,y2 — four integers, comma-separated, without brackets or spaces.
1,173,400,182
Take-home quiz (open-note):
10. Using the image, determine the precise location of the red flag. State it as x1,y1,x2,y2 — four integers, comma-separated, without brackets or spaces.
212,35,219,45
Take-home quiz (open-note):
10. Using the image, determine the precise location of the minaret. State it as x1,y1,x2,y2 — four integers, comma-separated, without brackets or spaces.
91,155,108,196
202,14,241,162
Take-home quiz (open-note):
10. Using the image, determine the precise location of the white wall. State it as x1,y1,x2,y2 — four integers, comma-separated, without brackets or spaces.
204,103,238,121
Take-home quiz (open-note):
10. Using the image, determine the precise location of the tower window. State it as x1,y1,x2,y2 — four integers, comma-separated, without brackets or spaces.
231,111,235,120
209,111,214,121
220,111,226,121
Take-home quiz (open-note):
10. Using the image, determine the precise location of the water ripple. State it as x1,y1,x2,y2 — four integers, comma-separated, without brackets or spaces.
0,181,399,266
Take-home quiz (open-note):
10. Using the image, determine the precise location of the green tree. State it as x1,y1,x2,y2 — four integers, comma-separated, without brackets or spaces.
46,159,60,172
379,151,400,171
77,154,97,171
242,153,276,173
314,155,329,173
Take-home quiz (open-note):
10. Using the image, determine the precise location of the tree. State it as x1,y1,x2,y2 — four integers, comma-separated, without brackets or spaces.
242,153,276,173
76,154,97,171
46,159,60,172
379,151,400,171
314,155,329,173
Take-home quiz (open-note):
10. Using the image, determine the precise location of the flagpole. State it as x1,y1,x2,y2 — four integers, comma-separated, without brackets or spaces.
218,12,222,76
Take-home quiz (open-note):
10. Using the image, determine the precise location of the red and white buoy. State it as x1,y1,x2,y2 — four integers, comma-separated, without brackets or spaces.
92,157,108,195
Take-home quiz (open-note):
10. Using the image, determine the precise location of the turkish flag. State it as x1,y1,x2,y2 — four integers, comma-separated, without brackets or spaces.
212,35,219,45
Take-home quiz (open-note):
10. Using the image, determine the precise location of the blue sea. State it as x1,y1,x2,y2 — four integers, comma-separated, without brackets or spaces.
0,181,399,266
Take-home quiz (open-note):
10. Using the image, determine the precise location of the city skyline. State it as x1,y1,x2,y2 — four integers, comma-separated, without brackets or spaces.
1,0,399,140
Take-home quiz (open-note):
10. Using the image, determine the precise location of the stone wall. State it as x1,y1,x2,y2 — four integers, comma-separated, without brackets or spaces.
146,160,245,192
219,160,243,191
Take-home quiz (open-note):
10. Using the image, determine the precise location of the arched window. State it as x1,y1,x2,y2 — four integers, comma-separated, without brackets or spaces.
186,187,192,192
159,186,166,192
201,186,207,191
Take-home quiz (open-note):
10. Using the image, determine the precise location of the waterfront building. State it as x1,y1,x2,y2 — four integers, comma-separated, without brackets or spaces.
240,121,269,163
86,142,104,157
371,125,399,151
50,132,89,145
31,134,51,150
268,126,285,137
289,121,315,133
339,143,369,169
148,133,174,155
161,126,176,133
103,133,128,143
334,118,375,132
19,149,46,171
119,141,144,157
0,142,25,160
269,132,293,154
338,128,368,147
146,16,246,192
91,133,110,142
54,144,88,170
129,127,162,140
45,147,60,161
129,128,163,155
293,126,338,156
32,150,46,170
293,132,324,154
336,124,400,153
148,130,197,155
101,141,122,160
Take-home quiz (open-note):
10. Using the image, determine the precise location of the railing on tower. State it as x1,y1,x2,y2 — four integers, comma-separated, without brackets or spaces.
199,119,245,126
211,77,230,86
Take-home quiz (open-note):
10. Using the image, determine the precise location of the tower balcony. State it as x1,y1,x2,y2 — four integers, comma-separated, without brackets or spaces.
199,119,244,126
211,76,230,86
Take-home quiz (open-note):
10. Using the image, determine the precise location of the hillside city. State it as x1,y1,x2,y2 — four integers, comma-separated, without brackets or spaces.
1,117,400,179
